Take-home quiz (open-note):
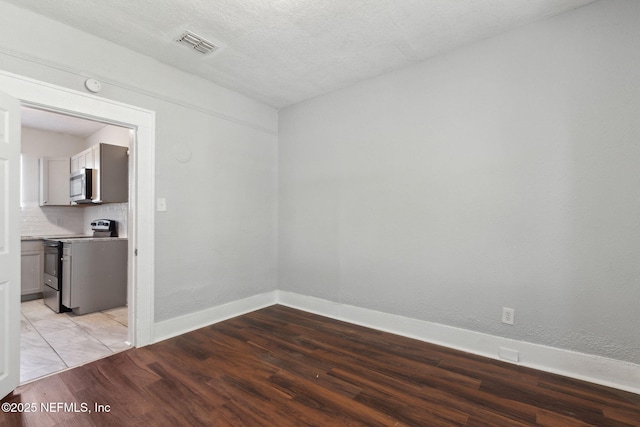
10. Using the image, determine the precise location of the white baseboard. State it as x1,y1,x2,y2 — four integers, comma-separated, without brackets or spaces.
276,291,640,395
150,289,639,395
153,291,277,343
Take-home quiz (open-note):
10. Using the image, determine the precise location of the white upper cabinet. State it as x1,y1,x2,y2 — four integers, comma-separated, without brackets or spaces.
39,157,71,206
70,144,99,174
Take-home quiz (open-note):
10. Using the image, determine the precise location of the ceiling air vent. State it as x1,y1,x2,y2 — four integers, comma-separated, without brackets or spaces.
176,31,218,55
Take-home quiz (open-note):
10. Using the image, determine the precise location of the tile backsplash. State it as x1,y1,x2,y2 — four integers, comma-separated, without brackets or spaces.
83,203,128,237
21,202,128,237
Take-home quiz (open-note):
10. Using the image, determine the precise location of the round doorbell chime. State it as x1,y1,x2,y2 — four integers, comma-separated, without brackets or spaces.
84,78,102,93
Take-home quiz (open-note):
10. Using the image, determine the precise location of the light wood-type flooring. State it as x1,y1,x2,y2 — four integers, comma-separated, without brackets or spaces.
2,305,639,426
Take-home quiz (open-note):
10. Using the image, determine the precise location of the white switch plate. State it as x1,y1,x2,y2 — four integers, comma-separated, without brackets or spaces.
157,197,167,212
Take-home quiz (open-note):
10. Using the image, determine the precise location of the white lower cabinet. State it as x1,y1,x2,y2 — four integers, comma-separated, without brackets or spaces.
21,240,44,298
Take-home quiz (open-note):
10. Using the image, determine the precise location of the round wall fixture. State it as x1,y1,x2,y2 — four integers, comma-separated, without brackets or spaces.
85,78,102,93
171,143,193,163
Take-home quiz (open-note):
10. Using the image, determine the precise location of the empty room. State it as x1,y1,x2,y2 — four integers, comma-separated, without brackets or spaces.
1,0,639,425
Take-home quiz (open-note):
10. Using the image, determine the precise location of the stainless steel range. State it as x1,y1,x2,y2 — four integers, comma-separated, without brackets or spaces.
90,219,118,237
42,239,66,313
43,219,124,313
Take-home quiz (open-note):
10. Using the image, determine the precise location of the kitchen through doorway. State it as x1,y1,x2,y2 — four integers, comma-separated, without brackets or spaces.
0,69,155,398
19,106,133,383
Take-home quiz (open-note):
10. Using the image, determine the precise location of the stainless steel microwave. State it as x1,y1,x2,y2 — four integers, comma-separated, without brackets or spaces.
70,168,96,203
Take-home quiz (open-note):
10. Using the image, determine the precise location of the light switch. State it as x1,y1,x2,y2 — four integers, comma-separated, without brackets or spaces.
157,197,167,212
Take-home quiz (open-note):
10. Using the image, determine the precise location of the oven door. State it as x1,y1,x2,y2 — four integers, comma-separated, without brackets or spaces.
43,241,61,280
43,241,62,312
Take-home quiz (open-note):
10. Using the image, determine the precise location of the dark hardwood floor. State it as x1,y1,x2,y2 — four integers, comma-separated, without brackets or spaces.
2,305,639,426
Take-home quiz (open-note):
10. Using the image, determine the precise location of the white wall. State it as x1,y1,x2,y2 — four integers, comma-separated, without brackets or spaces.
20,127,85,204
279,0,640,365
20,127,86,236
85,124,130,149
0,1,278,323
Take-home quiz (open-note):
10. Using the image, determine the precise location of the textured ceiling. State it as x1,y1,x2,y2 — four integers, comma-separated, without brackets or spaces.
6,0,596,108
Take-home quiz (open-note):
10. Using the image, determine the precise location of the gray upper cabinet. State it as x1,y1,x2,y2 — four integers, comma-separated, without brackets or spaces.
71,143,128,204
39,157,71,206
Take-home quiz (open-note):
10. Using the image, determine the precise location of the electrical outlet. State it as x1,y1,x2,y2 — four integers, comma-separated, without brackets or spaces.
502,307,515,325
499,347,519,362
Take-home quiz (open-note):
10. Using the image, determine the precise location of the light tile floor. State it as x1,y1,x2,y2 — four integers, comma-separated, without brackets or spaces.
20,299,130,384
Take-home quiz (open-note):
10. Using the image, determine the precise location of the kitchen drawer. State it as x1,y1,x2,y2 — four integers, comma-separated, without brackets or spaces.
44,274,57,289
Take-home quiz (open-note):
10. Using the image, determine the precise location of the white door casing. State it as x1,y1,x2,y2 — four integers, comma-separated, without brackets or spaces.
0,70,155,398
0,89,20,399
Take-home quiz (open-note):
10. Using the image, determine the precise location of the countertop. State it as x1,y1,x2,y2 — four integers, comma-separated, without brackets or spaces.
21,235,127,242
21,234,90,241
57,237,127,243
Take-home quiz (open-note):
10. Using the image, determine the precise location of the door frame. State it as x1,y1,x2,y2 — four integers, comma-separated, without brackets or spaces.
0,69,155,348
0,88,21,398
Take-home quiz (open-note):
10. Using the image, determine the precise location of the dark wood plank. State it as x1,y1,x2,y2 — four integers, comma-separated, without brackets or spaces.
2,304,639,426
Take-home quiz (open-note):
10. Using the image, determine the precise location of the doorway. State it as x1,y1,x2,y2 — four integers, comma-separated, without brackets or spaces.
20,107,132,382
0,70,155,394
